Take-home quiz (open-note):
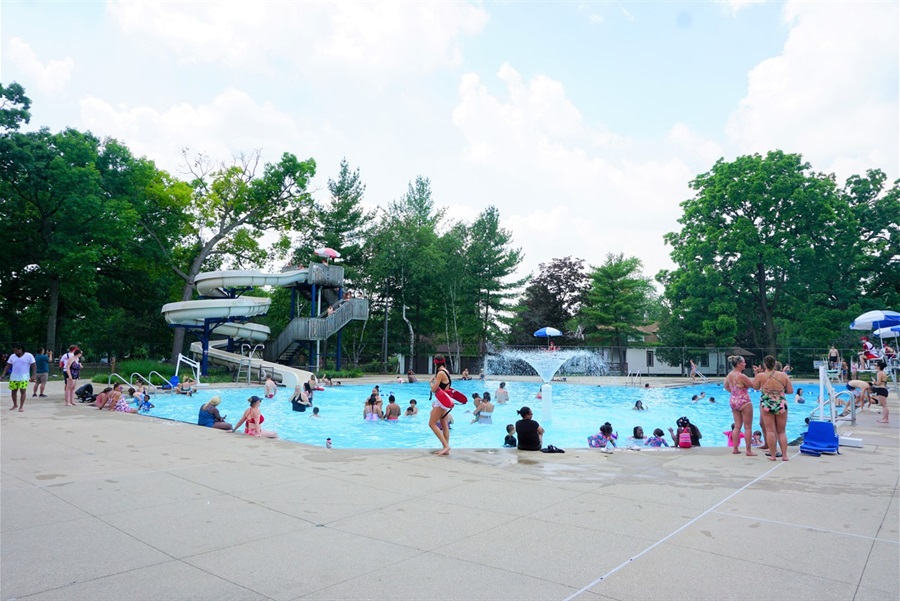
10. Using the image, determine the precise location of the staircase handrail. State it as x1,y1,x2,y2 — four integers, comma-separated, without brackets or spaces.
267,298,369,361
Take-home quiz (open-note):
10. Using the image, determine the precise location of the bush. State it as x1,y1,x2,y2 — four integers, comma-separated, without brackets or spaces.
316,368,363,379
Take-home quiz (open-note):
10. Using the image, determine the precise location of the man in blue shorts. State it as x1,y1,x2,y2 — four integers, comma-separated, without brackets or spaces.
3,344,36,412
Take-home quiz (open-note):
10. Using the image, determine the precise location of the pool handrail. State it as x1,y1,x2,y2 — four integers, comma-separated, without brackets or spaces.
130,372,158,392
815,364,856,425
107,372,130,388
147,370,173,389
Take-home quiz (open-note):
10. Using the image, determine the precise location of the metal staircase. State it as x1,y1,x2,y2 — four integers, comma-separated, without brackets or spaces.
266,298,369,363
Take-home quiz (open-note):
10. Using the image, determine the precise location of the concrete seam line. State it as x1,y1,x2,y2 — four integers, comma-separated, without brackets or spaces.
708,511,900,544
561,451,797,601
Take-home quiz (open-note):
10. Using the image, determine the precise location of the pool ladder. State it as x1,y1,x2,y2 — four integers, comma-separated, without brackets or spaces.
625,371,642,386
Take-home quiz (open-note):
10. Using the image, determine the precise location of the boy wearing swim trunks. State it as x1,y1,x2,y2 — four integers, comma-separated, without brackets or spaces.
3,345,36,412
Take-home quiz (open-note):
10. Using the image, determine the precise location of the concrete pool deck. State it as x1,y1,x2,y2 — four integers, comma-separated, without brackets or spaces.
2,377,897,601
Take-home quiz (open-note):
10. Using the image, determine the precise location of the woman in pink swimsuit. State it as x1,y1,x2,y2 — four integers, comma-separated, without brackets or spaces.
723,355,758,456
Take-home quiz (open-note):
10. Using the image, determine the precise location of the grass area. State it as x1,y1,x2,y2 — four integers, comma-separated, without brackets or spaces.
85,360,366,386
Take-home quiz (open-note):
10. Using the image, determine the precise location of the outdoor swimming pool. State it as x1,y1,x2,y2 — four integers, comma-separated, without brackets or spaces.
143,379,818,450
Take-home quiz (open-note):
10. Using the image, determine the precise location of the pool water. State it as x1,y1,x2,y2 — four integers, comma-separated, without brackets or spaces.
142,380,818,450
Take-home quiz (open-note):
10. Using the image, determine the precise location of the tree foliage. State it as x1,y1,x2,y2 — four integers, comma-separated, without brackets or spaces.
160,150,317,361
0,82,31,132
658,151,899,357
0,126,185,356
507,256,589,345
580,253,654,364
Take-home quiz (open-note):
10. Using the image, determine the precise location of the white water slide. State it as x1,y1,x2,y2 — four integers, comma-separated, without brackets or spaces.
161,270,313,389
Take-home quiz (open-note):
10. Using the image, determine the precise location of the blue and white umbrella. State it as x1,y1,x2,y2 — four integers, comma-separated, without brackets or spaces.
874,325,900,339
534,327,563,338
849,310,900,331
534,326,562,348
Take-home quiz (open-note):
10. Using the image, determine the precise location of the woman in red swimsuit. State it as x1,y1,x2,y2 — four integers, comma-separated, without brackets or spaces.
233,396,278,438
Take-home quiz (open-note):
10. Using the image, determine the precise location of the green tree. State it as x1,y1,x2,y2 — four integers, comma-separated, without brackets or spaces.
507,257,590,345
0,82,31,132
158,150,317,362
0,127,186,356
466,206,524,349
364,176,442,369
307,158,373,289
659,151,894,357
580,253,654,367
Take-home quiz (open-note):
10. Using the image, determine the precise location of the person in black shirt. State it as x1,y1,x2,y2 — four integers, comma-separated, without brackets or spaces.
515,406,544,451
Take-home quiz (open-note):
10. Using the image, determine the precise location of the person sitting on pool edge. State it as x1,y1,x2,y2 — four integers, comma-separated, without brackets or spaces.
198,396,233,431
515,406,543,451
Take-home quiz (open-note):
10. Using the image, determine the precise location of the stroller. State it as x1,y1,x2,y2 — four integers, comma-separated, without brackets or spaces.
75,383,96,403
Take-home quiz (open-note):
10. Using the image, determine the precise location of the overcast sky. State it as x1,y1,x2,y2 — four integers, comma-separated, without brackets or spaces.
3,0,897,283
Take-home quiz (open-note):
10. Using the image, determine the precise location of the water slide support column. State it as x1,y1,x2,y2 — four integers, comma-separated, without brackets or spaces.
309,283,318,370
336,286,343,370
200,318,214,376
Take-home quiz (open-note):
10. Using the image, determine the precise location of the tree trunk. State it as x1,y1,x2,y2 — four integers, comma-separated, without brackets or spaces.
45,276,59,353
168,280,196,364
755,262,777,357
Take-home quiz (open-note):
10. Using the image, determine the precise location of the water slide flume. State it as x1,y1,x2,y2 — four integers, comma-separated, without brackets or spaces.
194,269,309,296
161,269,314,389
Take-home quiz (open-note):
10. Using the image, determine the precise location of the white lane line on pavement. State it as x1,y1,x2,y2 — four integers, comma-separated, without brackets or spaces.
708,511,900,544
561,452,796,601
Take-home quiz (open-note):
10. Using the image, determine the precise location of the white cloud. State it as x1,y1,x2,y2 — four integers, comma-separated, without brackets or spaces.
79,88,313,176
716,0,767,15
667,123,724,167
6,37,74,93
451,64,693,281
726,1,899,179
105,0,489,78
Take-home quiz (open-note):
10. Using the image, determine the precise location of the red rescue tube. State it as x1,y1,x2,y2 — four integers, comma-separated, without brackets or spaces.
434,388,455,409
435,387,468,409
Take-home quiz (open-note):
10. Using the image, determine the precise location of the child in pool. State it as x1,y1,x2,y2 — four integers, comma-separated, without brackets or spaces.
751,430,764,447
310,407,321,418
725,423,745,447
503,424,516,447
588,422,617,452
644,428,669,447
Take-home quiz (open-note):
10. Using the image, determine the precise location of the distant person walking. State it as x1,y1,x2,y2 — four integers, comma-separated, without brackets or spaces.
3,345,36,412
428,354,453,455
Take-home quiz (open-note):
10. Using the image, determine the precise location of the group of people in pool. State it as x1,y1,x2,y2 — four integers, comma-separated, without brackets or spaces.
362,386,419,421
585,419,702,452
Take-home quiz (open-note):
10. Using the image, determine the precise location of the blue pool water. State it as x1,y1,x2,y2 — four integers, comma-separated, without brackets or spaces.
142,379,818,450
